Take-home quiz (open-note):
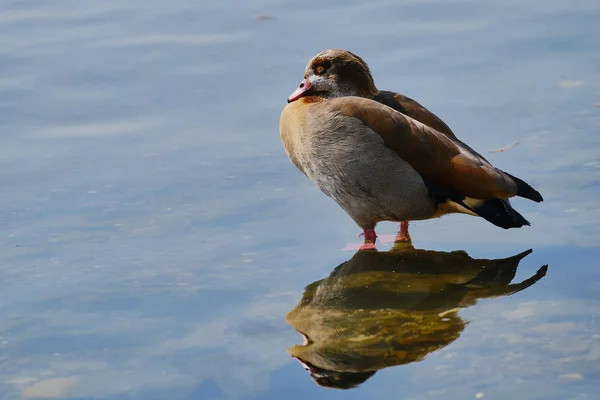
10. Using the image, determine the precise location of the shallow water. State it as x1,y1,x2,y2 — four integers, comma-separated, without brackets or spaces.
1,0,600,399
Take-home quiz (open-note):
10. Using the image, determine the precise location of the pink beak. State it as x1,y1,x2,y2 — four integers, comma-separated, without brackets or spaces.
287,78,312,103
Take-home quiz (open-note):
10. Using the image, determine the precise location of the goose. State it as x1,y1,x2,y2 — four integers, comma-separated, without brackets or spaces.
280,49,542,248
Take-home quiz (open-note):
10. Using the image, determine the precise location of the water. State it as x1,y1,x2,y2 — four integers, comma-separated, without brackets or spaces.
1,0,599,399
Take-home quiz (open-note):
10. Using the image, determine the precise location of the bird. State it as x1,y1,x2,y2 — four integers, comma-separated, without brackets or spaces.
280,49,543,249
286,245,547,389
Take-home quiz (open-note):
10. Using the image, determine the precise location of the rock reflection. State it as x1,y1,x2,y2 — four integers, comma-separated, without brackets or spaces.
286,243,548,389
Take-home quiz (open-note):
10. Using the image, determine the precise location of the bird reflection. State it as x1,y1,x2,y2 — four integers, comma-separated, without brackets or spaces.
286,243,548,389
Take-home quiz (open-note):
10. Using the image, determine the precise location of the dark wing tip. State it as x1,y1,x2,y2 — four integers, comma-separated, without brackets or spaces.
505,172,543,202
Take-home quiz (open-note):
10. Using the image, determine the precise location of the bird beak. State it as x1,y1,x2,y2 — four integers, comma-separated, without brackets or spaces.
287,78,312,103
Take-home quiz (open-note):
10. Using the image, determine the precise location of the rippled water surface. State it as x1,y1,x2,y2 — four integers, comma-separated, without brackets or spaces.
1,1,600,399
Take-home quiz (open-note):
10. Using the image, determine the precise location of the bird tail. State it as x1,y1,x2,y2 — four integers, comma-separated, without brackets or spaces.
460,197,530,229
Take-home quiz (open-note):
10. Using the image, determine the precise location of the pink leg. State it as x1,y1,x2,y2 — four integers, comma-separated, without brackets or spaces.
359,228,377,251
394,221,412,243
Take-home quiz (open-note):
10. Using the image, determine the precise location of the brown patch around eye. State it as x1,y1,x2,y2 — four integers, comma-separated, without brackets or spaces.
311,56,332,75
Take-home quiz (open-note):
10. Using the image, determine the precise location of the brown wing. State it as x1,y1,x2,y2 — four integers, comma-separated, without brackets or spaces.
372,90,456,139
330,97,518,200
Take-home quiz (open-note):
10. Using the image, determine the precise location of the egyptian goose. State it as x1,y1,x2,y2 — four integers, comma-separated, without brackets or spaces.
280,49,543,248
286,247,547,388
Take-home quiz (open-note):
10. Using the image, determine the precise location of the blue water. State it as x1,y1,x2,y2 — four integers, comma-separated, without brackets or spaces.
1,0,600,399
